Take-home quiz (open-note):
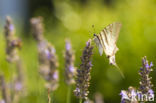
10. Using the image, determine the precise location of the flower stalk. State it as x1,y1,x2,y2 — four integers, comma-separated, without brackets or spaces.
139,56,153,94
64,39,76,103
64,39,76,85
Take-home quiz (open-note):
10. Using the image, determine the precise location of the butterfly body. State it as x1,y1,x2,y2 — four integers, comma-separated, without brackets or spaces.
93,22,122,66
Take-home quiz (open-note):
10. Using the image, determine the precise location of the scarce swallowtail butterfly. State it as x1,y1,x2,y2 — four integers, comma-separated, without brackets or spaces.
93,22,124,78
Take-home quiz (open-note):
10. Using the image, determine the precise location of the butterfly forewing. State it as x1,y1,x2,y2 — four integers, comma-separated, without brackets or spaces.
111,22,122,43
93,36,103,56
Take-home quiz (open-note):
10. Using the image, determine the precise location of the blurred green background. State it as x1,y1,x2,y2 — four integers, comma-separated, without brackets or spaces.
0,0,156,103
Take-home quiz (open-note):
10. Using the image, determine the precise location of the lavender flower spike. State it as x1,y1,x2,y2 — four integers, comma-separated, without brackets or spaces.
74,39,94,100
31,17,59,91
4,16,24,103
64,39,76,85
41,44,59,91
139,56,154,94
4,16,22,62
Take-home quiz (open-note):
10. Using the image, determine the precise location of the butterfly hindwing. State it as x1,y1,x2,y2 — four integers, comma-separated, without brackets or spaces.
108,22,122,43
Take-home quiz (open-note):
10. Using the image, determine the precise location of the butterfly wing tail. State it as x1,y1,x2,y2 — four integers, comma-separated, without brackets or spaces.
109,55,124,78
114,64,125,78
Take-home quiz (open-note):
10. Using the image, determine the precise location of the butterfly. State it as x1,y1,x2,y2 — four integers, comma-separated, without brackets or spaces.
93,22,124,77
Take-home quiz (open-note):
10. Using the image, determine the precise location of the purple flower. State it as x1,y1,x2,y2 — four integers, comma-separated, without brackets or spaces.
76,88,80,92
89,61,93,67
66,41,71,51
69,65,75,73
145,63,149,69
86,41,90,46
0,100,5,103
15,82,23,91
148,89,154,99
120,90,129,100
53,71,58,80
44,46,56,59
45,49,51,59
150,62,153,68
148,89,154,95
9,24,14,31
131,90,136,97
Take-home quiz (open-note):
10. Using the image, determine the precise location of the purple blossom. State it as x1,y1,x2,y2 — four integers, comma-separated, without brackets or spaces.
44,46,56,59
89,61,93,67
150,62,153,68
86,41,90,46
9,24,14,31
148,89,154,95
53,71,58,80
69,65,75,73
0,100,5,103
75,88,80,93
15,82,23,91
131,90,137,97
66,41,71,51
45,49,51,59
145,63,149,69
120,90,129,100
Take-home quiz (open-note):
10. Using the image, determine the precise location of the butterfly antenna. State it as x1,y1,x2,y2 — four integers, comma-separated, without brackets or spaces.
114,64,125,78
89,24,96,41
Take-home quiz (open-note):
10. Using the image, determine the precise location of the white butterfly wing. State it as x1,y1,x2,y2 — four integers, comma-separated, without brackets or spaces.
105,22,122,44
93,36,103,56
100,30,114,56
101,22,121,56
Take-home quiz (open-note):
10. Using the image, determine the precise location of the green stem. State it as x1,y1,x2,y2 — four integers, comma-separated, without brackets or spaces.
48,89,51,103
9,63,15,102
79,98,82,103
66,86,72,103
